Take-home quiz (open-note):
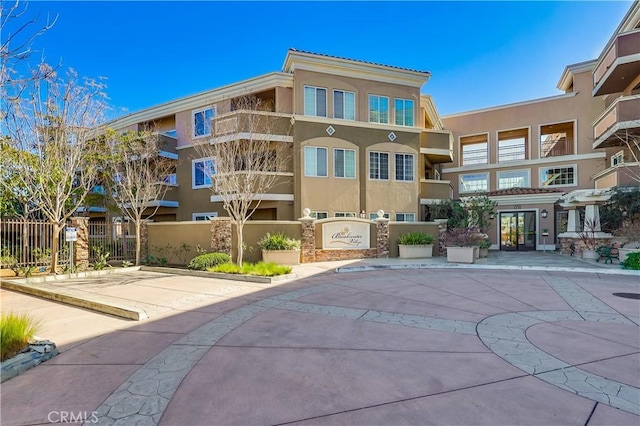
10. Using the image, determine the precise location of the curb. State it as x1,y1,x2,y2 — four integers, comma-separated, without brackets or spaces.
1,340,58,383
140,266,298,284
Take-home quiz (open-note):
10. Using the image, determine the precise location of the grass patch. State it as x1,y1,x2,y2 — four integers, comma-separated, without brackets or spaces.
1,313,40,361
209,261,292,277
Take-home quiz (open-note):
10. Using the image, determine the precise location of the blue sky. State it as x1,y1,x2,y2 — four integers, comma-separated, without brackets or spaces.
14,1,633,119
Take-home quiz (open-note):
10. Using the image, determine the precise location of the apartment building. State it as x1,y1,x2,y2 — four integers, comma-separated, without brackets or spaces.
105,49,454,223
440,1,640,251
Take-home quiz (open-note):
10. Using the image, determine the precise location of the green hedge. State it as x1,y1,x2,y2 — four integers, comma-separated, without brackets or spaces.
622,252,640,270
187,253,231,270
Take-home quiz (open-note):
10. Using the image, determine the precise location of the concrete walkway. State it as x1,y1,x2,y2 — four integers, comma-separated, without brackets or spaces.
1,259,638,425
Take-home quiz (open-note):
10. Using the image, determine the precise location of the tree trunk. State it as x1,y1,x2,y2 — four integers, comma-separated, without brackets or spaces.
135,222,141,266
236,223,244,265
51,222,60,274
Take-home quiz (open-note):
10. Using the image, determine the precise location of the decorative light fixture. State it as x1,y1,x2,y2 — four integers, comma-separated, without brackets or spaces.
541,209,548,219
360,210,366,219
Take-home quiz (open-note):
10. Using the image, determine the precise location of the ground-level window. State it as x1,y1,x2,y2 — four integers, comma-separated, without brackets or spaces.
192,158,216,189
395,213,415,222
369,212,390,220
334,212,356,218
310,211,328,219
369,151,389,180
540,165,576,187
334,148,356,178
497,169,530,189
192,212,218,221
459,173,489,193
395,153,414,182
304,146,328,177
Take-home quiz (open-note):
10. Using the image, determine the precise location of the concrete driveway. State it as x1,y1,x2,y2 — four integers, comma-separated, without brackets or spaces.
1,267,639,425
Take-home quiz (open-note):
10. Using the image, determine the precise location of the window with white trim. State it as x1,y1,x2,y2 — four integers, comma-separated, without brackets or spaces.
395,153,414,182
192,158,215,189
192,212,218,221
304,86,327,117
304,146,328,177
334,148,356,178
459,173,489,193
334,212,356,218
334,90,355,120
497,128,528,162
394,98,414,127
540,165,576,187
611,151,624,167
310,211,328,219
368,94,389,124
460,134,488,166
395,213,415,222
540,122,574,158
369,212,390,220
497,170,530,189
369,151,389,180
193,107,215,138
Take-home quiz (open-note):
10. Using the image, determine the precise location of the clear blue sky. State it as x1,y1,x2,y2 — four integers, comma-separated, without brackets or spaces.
15,1,633,119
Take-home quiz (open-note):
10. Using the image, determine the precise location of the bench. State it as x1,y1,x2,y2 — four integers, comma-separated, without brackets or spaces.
596,245,619,264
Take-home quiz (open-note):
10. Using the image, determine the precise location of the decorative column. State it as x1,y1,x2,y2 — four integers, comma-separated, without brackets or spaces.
434,218,448,256
70,217,89,269
299,208,316,263
210,217,232,255
584,204,602,232
567,209,579,233
375,210,390,258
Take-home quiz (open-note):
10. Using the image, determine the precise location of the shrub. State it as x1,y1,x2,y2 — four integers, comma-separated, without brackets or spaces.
258,233,301,251
210,261,292,276
444,226,485,247
479,239,492,249
1,313,40,361
621,252,640,270
398,232,433,245
187,252,231,270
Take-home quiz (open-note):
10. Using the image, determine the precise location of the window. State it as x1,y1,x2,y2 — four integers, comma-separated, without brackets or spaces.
369,212,390,220
310,211,328,219
192,212,218,221
369,94,389,124
498,170,530,189
540,122,574,158
459,173,489,193
460,134,488,165
304,146,328,177
334,148,356,178
192,158,215,189
395,153,414,182
369,151,389,180
304,86,327,117
193,108,215,138
394,98,414,127
540,165,576,187
395,213,415,222
163,174,177,185
335,212,356,218
497,129,528,162
611,151,624,167
334,90,355,120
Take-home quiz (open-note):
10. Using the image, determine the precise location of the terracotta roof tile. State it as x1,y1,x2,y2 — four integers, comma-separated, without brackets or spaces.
483,188,565,197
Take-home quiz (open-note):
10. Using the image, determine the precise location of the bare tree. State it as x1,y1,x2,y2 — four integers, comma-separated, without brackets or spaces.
1,66,108,272
613,127,640,184
193,95,292,264
104,128,177,265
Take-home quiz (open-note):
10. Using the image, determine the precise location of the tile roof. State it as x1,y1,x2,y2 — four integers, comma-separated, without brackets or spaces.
484,188,565,197
288,48,431,75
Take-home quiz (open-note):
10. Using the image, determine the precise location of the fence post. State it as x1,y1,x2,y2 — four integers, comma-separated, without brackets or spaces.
375,213,390,258
70,217,89,269
210,217,232,255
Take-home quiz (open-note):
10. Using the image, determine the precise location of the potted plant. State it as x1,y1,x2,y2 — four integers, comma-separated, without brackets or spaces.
578,218,600,261
398,232,434,258
444,227,485,264
258,232,301,265
478,239,491,258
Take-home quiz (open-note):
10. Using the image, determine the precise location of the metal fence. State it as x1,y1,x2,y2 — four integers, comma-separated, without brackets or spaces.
0,219,69,270
88,221,136,262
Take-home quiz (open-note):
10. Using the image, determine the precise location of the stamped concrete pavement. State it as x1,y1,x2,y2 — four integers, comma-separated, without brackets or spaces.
1,266,638,425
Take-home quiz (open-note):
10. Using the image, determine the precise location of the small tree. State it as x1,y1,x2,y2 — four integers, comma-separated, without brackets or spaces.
463,195,497,232
104,129,176,265
193,95,292,264
1,67,108,272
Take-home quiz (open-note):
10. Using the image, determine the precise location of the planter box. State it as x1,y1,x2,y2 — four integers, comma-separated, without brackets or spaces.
479,247,489,258
582,249,599,261
446,247,475,264
473,246,480,260
399,244,433,259
620,247,640,262
262,250,300,265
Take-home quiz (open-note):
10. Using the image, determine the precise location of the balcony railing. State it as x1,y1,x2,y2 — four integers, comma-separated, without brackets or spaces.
593,95,640,148
497,143,526,162
540,138,574,158
420,179,453,200
593,29,640,96
593,163,640,189
420,130,454,164
211,110,293,139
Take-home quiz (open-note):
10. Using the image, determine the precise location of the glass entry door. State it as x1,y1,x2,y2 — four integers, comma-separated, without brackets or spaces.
500,211,536,251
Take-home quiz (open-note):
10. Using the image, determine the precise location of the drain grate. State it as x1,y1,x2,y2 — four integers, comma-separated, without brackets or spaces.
612,293,640,300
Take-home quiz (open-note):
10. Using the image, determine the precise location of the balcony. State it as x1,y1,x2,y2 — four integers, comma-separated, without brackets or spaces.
540,137,574,158
592,95,640,149
593,163,640,189
211,110,293,142
419,179,453,203
593,29,640,96
420,130,453,163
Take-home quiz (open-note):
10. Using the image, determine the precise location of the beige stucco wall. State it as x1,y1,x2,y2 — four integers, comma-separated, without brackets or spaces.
388,222,440,257
147,221,211,264
232,221,302,263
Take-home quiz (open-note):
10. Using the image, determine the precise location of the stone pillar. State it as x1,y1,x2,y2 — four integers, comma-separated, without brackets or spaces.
584,204,601,232
70,217,89,269
299,216,316,263
375,213,390,259
435,219,448,256
210,217,232,255
567,209,579,233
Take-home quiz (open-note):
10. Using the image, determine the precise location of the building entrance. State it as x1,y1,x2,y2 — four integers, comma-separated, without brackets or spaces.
499,211,536,251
